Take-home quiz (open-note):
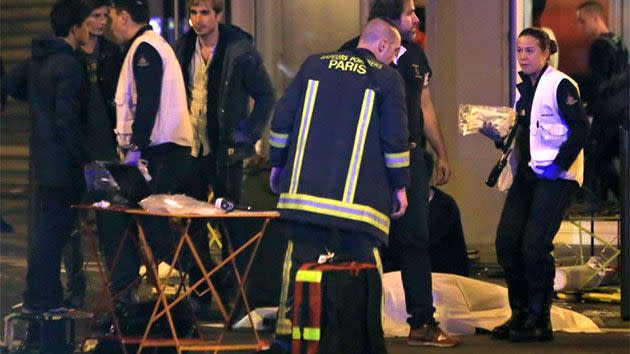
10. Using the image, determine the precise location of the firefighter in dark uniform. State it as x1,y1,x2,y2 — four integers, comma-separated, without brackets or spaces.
261,19,410,354
339,0,457,347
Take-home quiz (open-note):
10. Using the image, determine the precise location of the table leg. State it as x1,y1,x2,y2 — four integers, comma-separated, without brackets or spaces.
81,213,130,354
213,218,271,350
130,215,273,353
133,216,181,354
182,230,230,321
152,223,266,321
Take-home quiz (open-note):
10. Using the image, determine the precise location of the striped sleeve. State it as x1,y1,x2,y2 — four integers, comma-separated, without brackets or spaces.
269,59,310,167
269,130,289,148
384,151,410,168
379,71,410,189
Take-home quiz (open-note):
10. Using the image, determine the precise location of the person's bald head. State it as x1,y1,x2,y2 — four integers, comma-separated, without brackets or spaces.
358,18,401,64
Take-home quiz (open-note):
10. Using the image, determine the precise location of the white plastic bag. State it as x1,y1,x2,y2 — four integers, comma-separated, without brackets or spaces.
497,151,518,192
139,194,224,215
458,104,516,137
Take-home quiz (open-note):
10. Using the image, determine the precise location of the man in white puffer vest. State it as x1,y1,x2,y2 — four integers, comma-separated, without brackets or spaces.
110,0,193,186
106,0,194,301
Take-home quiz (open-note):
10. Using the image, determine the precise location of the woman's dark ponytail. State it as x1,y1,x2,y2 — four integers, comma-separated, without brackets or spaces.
548,39,558,55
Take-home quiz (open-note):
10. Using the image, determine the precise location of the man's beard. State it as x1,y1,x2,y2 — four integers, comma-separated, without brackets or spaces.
402,29,414,42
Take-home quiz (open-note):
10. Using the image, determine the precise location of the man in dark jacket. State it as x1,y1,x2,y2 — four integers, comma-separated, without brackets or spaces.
77,0,124,162
577,1,629,203
174,0,274,204
173,0,275,315
61,0,126,308
1,0,91,314
428,186,470,276
263,18,409,353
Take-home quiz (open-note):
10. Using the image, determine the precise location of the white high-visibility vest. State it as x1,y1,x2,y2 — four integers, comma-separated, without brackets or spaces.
115,30,193,149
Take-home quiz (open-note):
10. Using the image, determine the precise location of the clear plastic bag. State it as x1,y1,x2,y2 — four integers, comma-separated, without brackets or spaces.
458,104,516,137
139,194,224,215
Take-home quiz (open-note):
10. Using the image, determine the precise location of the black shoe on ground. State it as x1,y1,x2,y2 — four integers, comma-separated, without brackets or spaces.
509,315,553,342
18,315,74,354
63,294,85,309
188,294,217,322
491,310,528,340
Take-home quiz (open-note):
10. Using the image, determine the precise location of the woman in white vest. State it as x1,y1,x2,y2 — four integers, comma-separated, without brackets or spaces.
480,27,589,343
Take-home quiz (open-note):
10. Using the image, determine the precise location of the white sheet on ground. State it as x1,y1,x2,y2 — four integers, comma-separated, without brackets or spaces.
382,272,601,337
233,273,601,336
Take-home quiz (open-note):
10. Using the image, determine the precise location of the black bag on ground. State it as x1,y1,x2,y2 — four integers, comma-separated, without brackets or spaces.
93,300,195,354
291,261,386,354
114,300,195,338
17,317,74,354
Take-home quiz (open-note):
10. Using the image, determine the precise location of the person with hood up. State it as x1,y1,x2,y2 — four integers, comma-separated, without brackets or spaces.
1,0,92,316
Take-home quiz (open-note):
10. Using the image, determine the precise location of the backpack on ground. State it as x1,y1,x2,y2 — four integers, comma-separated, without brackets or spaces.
291,261,386,354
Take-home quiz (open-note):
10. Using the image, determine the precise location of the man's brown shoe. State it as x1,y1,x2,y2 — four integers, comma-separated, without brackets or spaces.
408,322,460,347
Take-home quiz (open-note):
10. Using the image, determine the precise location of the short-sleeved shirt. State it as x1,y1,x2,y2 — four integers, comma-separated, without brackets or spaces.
396,40,432,146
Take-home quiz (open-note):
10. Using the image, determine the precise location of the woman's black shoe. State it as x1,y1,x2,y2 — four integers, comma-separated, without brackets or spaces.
491,311,527,340
508,316,553,342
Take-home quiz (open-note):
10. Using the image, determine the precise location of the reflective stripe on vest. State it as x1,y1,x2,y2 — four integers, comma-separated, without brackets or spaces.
343,88,375,203
275,240,295,336
289,79,319,194
384,151,410,168
269,130,290,148
278,192,390,234
292,326,321,341
295,269,323,283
